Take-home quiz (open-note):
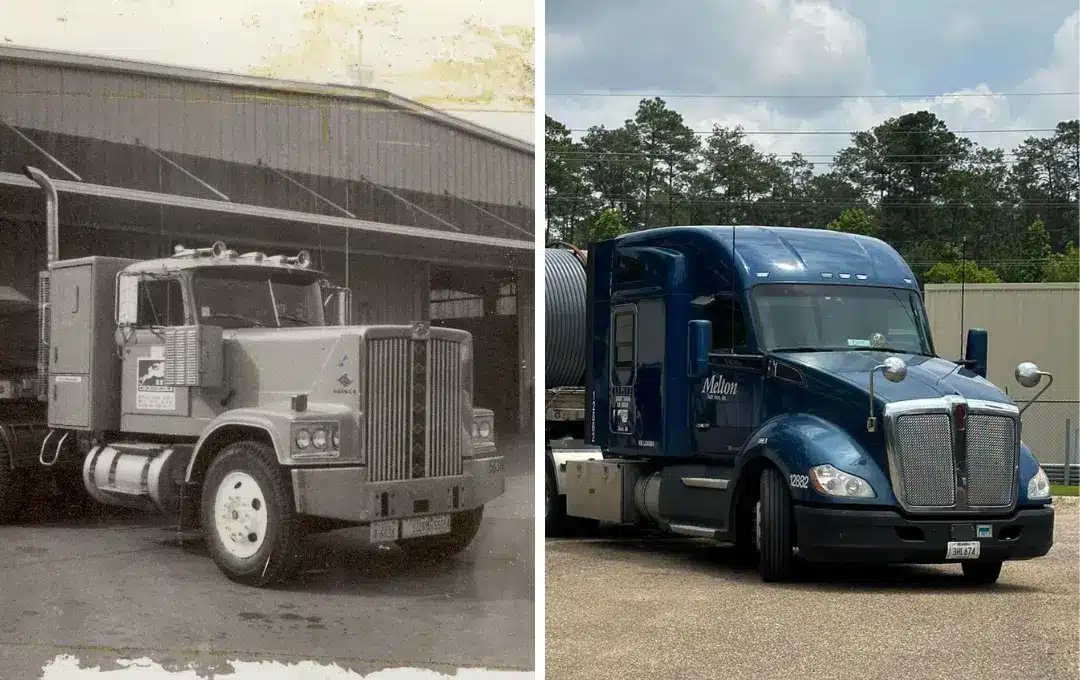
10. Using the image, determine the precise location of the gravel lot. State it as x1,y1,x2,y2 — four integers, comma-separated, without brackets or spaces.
546,498,1079,680
0,438,534,679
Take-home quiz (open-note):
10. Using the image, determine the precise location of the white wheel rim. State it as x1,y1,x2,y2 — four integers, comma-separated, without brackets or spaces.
212,470,269,559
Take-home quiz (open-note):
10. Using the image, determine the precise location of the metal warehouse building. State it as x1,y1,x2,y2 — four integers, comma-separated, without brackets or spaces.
0,44,534,436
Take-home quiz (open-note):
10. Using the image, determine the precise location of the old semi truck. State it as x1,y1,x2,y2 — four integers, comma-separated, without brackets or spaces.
0,166,505,587
545,226,1057,584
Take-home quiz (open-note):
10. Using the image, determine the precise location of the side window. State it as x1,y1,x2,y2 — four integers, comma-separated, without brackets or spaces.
703,297,748,353
136,278,185,327
612,310,636,369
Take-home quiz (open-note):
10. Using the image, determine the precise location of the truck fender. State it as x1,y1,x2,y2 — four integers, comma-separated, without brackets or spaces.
1019,442,1052,505
730,413,893,524
183,408,295,484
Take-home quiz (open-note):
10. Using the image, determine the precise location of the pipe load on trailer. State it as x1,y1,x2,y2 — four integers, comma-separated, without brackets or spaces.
545,247,588,388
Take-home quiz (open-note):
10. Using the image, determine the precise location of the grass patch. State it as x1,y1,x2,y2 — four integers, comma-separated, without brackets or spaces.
1051,485,1079,497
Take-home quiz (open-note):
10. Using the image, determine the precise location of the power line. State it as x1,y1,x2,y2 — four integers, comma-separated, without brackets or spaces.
549,91,1078,100
552,150,1032,159
562,127,1064,136
545,195,1080,212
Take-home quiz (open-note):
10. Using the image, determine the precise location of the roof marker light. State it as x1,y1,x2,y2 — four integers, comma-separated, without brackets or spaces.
821,272,834,279
756,272,769,278
856,274,868,280
839,273,851,279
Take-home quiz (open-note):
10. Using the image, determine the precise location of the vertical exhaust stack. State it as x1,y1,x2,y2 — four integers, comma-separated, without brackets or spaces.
23,166,59,266
23,166,58,402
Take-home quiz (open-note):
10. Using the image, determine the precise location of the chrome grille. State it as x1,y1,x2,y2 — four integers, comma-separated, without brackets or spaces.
428,339,464,478
893,413,955,507
365,337,410,482
364,333,465,482
966,414,1017,507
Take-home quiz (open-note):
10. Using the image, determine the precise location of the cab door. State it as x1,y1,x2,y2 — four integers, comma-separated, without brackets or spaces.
690,293,764,457
117,274,192,427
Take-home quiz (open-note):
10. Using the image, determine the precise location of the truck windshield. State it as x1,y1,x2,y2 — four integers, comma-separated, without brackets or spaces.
751,284,933,356
192,268,325,329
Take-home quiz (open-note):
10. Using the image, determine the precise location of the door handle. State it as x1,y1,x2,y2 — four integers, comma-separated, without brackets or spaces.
53,346,58,363
52,384,57,401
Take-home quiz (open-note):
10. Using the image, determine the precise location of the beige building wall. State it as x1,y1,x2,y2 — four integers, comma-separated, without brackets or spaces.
924,283,1079,466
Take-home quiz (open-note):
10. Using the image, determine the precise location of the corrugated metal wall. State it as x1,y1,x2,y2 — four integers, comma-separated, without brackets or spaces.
0,59,533,208
924,283,1080,465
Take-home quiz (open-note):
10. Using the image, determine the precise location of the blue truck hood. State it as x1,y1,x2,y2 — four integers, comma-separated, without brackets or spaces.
772,350,1013,405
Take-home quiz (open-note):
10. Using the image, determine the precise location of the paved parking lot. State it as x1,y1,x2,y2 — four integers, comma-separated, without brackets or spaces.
546,498,1079,680
0,437,534,679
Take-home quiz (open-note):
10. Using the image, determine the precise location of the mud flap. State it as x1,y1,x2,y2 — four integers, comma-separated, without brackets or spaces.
176,481,201,532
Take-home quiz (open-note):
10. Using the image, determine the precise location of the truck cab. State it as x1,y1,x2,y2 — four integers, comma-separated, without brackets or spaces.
2,167,506,588
564,225,1055,583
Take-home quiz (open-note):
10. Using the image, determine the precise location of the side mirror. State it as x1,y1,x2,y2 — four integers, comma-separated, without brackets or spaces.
688,319,712,378
867,356,907,432
964,328,988,378
1015,361,1054,416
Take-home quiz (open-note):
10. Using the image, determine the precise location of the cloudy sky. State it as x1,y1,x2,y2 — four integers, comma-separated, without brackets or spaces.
547,0,1079,161
0,0,534,142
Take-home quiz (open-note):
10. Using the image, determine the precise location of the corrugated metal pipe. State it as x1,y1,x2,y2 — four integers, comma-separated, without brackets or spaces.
545,247,588,388
23,166,58,265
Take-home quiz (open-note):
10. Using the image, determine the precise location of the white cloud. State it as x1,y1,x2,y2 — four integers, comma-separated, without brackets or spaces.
548,8,1078,167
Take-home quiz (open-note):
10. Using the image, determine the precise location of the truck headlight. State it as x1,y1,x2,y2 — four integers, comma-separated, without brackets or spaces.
312,428,328,449
471,411,494,443
295,429,312,450
1028,466,1051,500
809,464,875,499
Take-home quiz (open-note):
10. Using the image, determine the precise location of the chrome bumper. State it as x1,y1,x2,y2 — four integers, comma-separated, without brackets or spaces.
289,455,506,523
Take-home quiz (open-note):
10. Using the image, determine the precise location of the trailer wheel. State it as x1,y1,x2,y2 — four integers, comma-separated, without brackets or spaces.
397,506,484,563
200,441,304,587
0,437,18,524
757,466,795,582
961,561,1002,585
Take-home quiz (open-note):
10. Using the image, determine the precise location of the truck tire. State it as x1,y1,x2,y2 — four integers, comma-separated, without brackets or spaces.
758,466,794,582
0,437,18,524
200,441,304,587
397,506,484,563
961,561,1002,584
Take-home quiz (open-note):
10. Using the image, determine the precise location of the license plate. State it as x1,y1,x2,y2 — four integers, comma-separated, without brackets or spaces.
369,520,400,542
401,514,451,539
946,541,981,560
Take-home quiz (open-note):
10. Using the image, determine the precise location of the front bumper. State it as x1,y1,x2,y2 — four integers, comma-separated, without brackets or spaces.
793,503,1054,564
289,455,506,524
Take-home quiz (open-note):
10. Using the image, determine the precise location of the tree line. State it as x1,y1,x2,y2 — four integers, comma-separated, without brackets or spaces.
545,98,1078,283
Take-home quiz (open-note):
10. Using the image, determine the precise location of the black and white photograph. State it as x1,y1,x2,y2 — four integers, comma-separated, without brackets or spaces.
0,1,535,677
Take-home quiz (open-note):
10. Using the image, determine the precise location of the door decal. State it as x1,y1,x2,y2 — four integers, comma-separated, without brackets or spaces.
701,374,739,401
136,358,176,411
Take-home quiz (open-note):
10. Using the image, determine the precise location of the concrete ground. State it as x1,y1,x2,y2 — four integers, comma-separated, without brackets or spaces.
0,435,534,680
546,498,1079,680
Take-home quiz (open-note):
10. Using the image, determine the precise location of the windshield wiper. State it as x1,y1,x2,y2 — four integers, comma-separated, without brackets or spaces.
202,312,268,328
769,347,850,353
278,314,315,326
847,346,930,357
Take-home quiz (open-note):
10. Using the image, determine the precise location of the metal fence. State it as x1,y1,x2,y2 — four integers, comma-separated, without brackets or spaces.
1018,400,1079,485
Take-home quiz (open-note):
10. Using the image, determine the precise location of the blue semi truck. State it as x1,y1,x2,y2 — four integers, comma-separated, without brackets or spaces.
545,225,1056,584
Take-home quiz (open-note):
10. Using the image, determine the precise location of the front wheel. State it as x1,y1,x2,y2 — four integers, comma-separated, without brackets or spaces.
961,561,1002,584
397,507,484,563
200,441,305,587
757,466,795,582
